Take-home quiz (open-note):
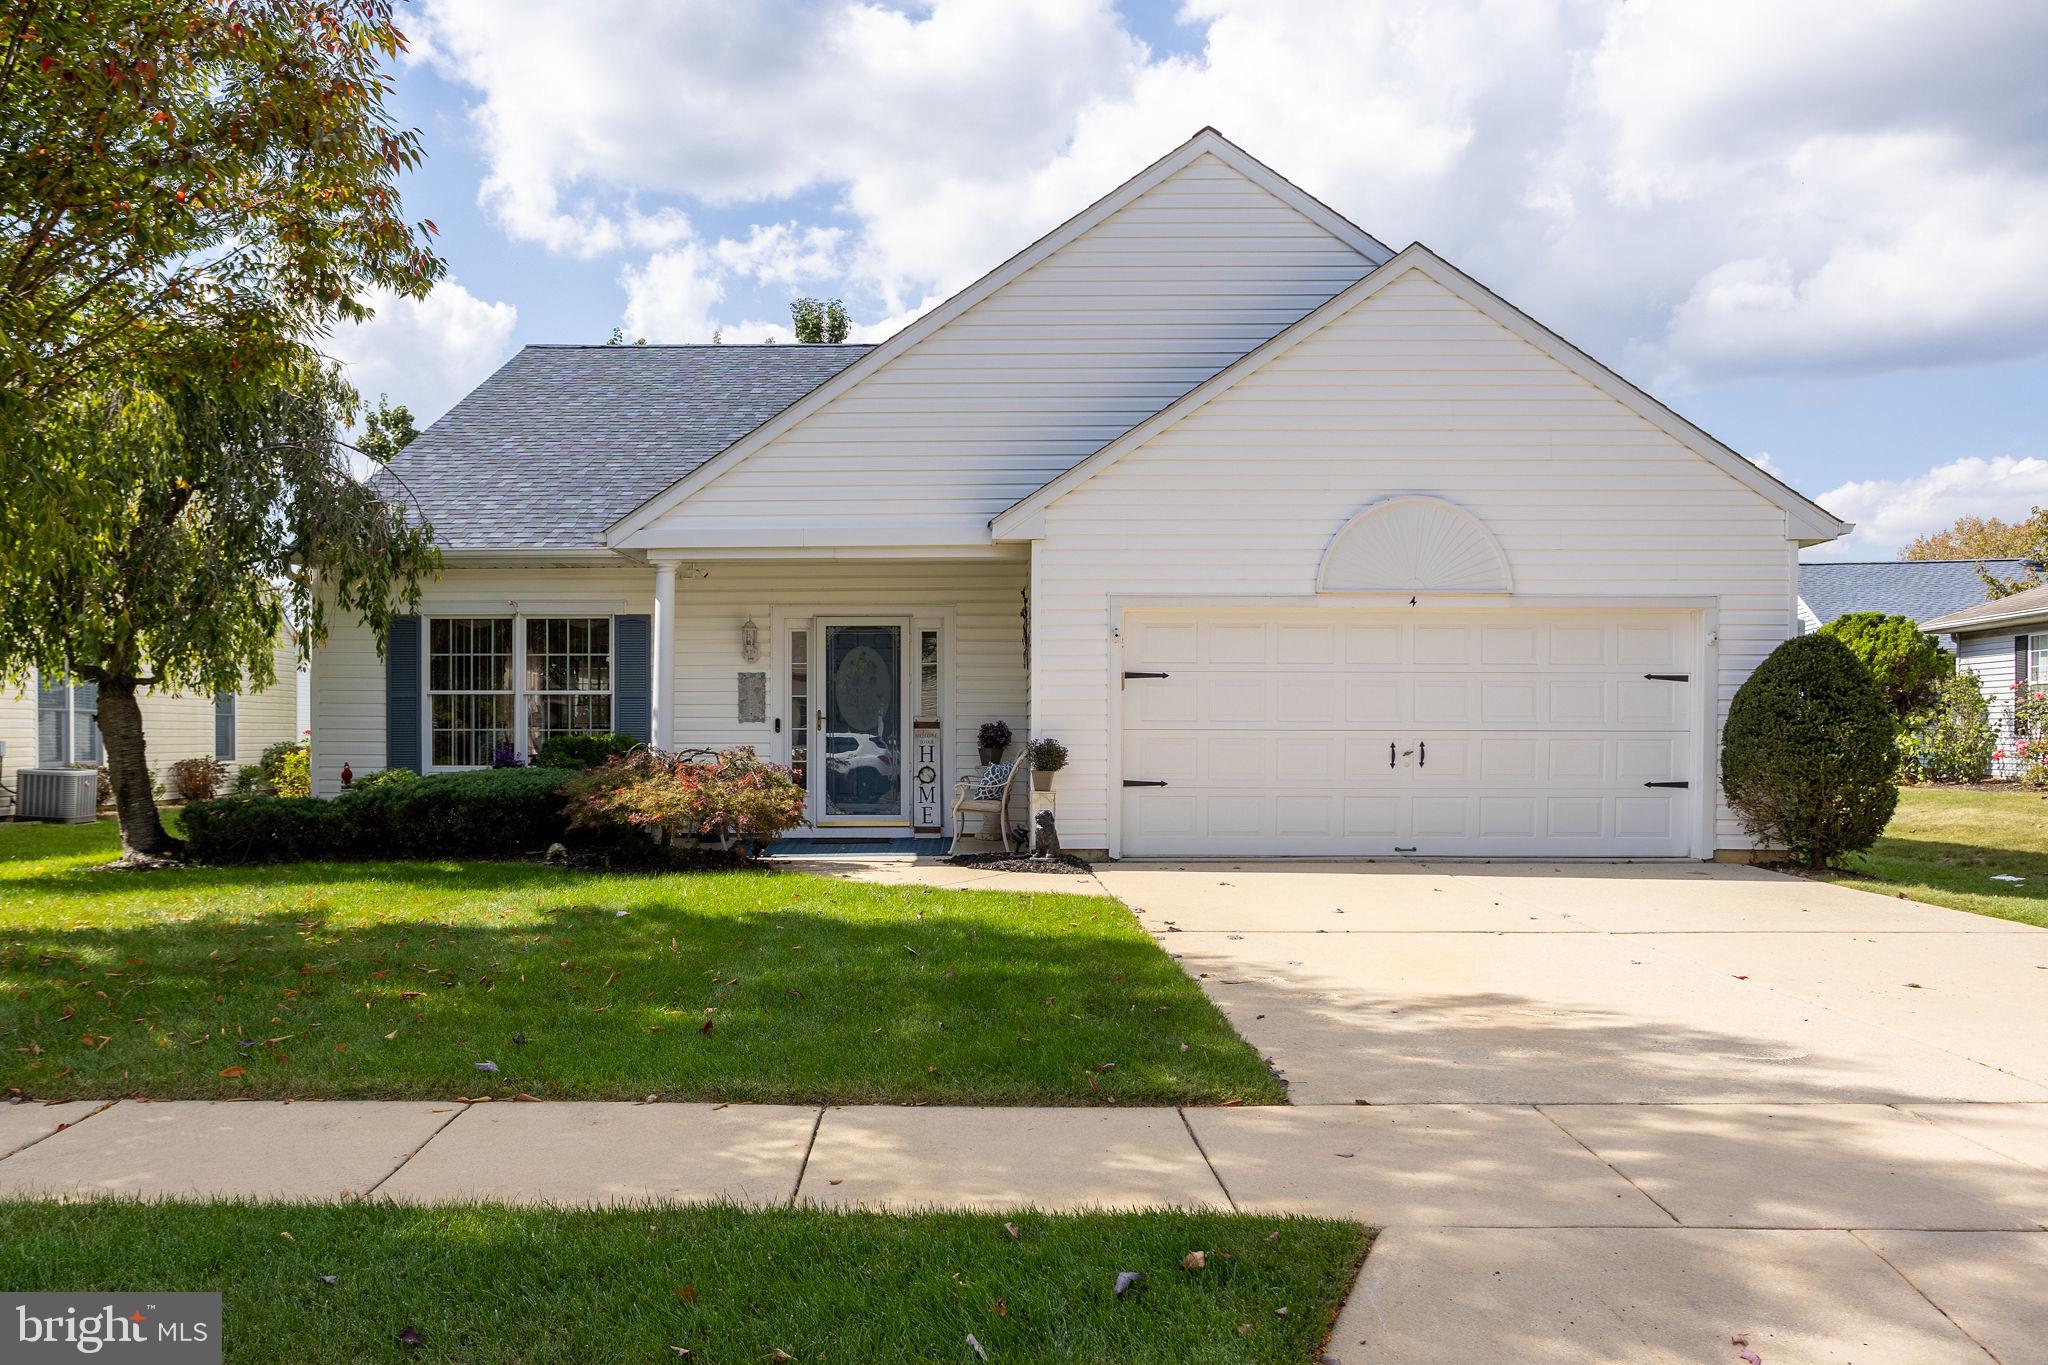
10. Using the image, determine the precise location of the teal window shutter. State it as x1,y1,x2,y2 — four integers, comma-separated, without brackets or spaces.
614,614,651,744
387,615,423,772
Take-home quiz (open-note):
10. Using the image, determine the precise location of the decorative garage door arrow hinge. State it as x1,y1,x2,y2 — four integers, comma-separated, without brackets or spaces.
1123,779,1169,788
1644,780,1690,788
1643,673,1690,681
1122,671,1170,681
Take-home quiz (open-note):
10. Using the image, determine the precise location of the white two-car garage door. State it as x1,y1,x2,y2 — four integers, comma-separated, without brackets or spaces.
1117,609,1699,858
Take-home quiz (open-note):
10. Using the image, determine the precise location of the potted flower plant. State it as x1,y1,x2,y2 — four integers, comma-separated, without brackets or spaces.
1027,736,1068,791
977,720,1013,766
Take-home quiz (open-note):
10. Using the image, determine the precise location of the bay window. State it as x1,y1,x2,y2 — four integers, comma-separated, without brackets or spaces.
427,615,616,768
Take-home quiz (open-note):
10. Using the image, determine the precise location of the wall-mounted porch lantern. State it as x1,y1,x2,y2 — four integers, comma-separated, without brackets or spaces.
740,616,760,663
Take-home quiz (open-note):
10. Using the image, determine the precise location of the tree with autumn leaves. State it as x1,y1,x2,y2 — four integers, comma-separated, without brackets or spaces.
0,2,445,860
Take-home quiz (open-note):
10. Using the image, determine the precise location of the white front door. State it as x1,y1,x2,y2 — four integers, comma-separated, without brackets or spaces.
1118,608,1698,858
811,619,912,828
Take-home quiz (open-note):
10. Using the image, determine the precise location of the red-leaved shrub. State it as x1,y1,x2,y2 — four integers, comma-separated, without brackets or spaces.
562,748,806,853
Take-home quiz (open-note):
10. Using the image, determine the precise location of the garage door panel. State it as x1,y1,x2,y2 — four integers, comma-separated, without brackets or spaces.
1345,625,1403,665
1120,609,1696,858
1346,678,1403,724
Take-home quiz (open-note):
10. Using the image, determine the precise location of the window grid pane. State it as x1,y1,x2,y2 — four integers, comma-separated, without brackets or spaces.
428,617,515,767
525,616,613,751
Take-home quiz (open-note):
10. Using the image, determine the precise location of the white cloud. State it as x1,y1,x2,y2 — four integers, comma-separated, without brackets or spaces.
618,244,726,342
419,0,2048,379
1806,456,2048,560
322,279,518,427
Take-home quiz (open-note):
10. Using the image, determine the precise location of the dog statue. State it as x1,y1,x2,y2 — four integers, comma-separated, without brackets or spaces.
1033,808,1061,858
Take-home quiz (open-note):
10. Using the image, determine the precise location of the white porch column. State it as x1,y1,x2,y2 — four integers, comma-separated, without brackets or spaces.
651,560,677,750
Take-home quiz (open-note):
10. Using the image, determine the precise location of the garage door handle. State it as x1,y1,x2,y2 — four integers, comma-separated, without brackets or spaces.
1123,779,1169,788
1644,780,1689,788
1419,740,1426,768
1388,741,1395,769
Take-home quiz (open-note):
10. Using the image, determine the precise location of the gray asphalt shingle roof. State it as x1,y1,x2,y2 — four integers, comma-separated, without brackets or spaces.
1797,559,2035,630
1922,580,2048,633
375,344,872,549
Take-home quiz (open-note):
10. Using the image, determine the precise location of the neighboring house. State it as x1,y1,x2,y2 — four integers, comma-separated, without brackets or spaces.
1795,559,2036,640
1924,581,2048,777
311,128,1851,860
0,636,302,808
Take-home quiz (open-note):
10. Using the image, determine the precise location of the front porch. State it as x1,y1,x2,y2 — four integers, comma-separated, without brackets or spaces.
312,553,1035,844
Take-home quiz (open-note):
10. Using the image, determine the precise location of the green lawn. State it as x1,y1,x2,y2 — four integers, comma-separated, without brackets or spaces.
0,1200,1370,1363
1831,785,2048,927
0,820,1282,1105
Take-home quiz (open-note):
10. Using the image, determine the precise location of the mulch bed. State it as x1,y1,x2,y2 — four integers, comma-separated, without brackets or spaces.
946,851,1096,875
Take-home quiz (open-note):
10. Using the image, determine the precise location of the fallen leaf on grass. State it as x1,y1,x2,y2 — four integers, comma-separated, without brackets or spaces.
990,1298,1006,1318
1003,1222,1020,1240
1113,1271,1143,1297
473,1060,498,1073
317,1275,337,1286
967,1332,988,1361
217,1066,245,1078
673,1285,697,1302
770,1350,795,1363
1237,1323,1255,1337
395,1325,425,1349
1180,1251,1206,1270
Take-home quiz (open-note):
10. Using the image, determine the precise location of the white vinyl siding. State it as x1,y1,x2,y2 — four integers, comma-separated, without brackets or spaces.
1029,268,1799,855
638,154,1375,547
1955,630,2026,778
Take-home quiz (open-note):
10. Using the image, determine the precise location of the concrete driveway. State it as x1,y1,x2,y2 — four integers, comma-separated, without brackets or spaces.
1096,860,2048,1364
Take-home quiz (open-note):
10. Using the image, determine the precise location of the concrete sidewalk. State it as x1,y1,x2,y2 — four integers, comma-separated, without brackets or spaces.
4,1096,2045,1361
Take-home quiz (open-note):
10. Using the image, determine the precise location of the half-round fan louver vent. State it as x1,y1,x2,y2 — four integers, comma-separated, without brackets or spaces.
1318,496,1512,594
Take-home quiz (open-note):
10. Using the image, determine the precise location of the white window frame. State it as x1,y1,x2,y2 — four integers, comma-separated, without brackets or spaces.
425,616,517,772
2026,634,2046,689
423,614,617,771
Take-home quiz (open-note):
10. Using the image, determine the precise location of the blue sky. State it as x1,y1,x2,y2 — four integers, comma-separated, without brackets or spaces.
328,0,2048,560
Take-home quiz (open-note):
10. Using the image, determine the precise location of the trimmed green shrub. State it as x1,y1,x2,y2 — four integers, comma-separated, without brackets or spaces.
532,732,639,769
1898,673,1996,784
231,764,267,795
182,768,577,864
1817,612,1951,719
179,796,331,863
346,767,419,794
1722,633,1899,868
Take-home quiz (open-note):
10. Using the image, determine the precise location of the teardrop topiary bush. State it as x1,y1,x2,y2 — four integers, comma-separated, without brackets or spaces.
1722,633,1899,868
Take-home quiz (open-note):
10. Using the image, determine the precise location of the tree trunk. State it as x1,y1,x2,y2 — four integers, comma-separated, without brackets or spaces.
93,679,180,860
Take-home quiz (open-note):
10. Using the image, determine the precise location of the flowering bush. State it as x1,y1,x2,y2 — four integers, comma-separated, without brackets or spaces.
977,720,1013,752
562,747,807,854
1897,673,1995,783
490,741,526,768
2010,686,2048,787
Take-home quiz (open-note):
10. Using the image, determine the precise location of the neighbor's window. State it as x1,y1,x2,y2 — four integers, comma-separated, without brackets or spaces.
36,673,101,766
429,618,514,767
526,617,611,750
213,692,237,760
